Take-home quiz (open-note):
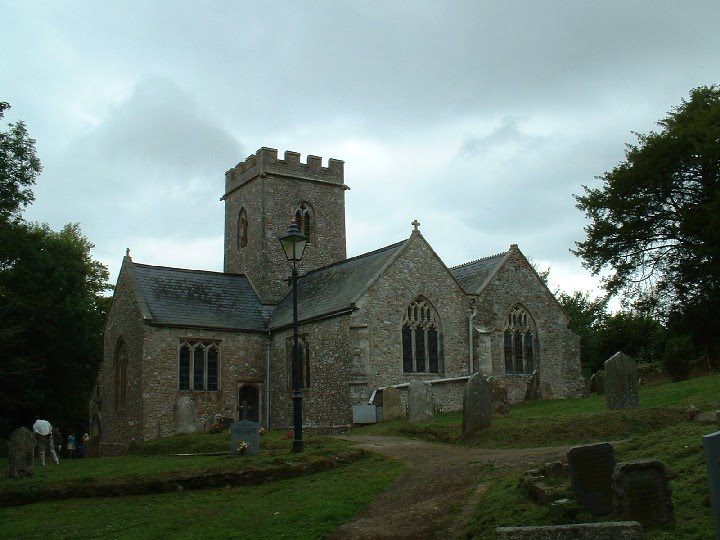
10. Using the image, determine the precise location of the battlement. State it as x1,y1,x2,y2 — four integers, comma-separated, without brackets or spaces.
224,147,345,196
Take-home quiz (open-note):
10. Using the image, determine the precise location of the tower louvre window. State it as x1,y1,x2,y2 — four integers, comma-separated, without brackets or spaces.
294,203,312,242
238,208,248,248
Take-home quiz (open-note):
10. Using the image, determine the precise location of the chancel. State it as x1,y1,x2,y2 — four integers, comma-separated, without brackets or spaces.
92,147,584,455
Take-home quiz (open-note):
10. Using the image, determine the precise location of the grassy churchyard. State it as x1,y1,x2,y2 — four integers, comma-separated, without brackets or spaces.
2,374,719,539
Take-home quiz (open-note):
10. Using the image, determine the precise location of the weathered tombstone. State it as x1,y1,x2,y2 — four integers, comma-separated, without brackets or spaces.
462,373,492,436
590,371,605,394
173,396,197,434
407,380,434,423
605,352,638,410
229,420,260,455
703,431,720,539
613,459,674,526
491,378,510,414
382,387,403,421
524,370,540,401
568,442,616,515
6,427,35,478
540,381,554,400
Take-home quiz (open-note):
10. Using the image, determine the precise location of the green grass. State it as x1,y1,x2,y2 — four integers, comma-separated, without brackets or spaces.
0,453,404,539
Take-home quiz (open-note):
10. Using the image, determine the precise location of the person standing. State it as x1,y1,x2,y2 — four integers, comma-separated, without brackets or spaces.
32,417,60,465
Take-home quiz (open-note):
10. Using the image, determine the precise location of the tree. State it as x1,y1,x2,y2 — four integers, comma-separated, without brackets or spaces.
574,85,720,367
556,290,607,372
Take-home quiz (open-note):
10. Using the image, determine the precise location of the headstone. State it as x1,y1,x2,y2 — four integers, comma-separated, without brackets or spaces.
524,370,540,401
612,459,674,526
173,396,197,434
703,431,720,539
6,427,35,478
491,378,510,414
590,371,605,394
407,380,434,423
540,381,554,400
229,420,260,455
568,442,616,515
462,373,492,435
382,387,403,421
605,352,638,410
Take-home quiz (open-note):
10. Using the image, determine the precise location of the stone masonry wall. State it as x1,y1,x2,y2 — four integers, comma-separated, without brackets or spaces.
98,259,146,456
270,315,352,429
475,246,582,402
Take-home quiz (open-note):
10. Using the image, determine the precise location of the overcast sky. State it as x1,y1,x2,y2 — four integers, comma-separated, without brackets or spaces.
2,1,719,297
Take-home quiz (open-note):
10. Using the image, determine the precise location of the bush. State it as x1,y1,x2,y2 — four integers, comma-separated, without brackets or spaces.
662,336,694,382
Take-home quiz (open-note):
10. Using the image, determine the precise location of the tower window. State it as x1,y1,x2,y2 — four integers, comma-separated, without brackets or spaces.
238,208,248,248
294,203,312,242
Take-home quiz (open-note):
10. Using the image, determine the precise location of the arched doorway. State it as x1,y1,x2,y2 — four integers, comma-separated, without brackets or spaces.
238,385,260,423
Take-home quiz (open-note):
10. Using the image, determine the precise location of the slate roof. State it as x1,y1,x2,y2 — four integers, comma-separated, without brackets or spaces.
270,240,407,329
129,263,273,331
450,252,508,293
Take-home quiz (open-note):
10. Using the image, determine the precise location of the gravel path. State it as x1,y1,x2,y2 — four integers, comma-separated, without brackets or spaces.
327,435,572,539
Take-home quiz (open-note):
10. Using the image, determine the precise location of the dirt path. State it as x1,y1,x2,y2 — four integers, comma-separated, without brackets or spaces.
327,435,571,539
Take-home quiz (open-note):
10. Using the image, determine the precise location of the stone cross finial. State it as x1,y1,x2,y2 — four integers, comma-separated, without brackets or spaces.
411,219,420,232
125,248,130,257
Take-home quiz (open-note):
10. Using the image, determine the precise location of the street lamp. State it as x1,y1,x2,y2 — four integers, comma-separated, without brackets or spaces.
279,220,308,452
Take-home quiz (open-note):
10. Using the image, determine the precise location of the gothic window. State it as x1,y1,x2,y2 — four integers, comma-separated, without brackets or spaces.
114,338,127,410
238,208,248,248
286,336,311,389
294,203,312,241
179,340,221,391
401,297,442,373
503,305,536,375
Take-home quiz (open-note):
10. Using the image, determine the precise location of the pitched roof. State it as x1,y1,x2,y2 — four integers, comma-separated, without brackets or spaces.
450,251,509,293
270,240,406,329
128,262,273,331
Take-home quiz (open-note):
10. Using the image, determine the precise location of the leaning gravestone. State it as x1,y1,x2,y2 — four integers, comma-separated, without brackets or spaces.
407,380,434,423
703,431,720,539
230,420,260,456
173,396,197,434
491,378,511,414
6,427,35,478
382,387,403,421
613,459,674,526
568,442,616,515
605,352,638,410
462,373,492,436
524,370,540,401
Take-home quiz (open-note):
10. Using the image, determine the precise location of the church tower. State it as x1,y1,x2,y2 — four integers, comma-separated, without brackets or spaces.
223,147,348,304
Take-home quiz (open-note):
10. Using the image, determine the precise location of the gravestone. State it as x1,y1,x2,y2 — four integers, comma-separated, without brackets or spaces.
612,459,674,526
491,378,510,414
524,370,540,401
6,427,35,478
590,371,605,394
703,431,720,539
568,442,616,515
605,352,638,410
540,381,554,400
407,380,434,423
462,373,492,436
382,387,403,421
173,396,197,434
230,420,260,455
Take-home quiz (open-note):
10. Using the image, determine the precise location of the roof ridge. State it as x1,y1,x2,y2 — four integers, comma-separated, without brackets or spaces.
132,262,248,278
302,239,406,276
450,250,508,270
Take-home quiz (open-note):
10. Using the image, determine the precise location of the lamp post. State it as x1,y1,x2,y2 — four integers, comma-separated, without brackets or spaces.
279,220,308,452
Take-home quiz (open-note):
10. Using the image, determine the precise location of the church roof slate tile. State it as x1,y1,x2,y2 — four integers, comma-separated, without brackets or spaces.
450,251,509,293
269,240,407,329
129,263,272,331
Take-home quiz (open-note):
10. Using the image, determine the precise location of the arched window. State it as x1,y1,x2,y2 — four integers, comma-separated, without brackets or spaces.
179,340,221,391
402,297,442,373
287,336,311,389
238,208,248,248
503,305,536,374
294,203,312,241
114,339,127,410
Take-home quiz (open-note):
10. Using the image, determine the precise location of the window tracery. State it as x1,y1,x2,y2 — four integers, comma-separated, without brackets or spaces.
503,305,536,374
294,203,312,241
402,297,442,373
179,340,220,391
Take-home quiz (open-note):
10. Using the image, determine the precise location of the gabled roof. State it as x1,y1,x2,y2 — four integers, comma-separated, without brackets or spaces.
270,240,406,329
128,262,273,331
450,251,509,293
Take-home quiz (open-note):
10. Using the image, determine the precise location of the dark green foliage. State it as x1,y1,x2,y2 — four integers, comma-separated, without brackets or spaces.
662,335,694,381
574,86,720,368
556,290,607,372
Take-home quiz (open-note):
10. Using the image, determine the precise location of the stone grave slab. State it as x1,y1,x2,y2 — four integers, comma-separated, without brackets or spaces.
568,442,616,515
462,373,492,436
605,352,638,410
407,380,434,423
612,459,674,526
230,420,260,456
382,387,403,421
491,378,510,414
6,427,35,478
496,521,643,539
173,396,197,434
703,430,720,539
524,370,540,401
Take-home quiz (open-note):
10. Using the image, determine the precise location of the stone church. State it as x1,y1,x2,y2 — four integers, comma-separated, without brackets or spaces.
92,147,583,455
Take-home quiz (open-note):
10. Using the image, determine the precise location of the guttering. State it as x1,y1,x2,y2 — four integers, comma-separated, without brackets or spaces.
265,337,271,429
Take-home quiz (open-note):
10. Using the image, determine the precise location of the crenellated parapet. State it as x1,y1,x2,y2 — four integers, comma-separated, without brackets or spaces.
224,147,345,197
